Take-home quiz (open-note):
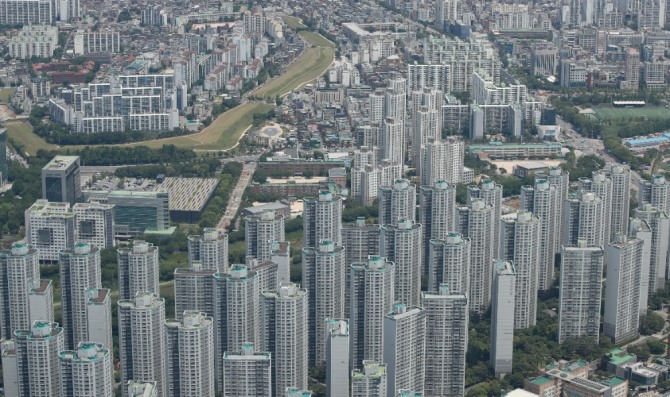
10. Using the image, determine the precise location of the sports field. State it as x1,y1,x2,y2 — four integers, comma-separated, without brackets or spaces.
281,15,306,29
4,121,57,155
0,88,15,102
593,105,670,121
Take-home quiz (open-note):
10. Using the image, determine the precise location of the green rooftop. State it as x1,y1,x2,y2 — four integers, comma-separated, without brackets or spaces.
532,376,552,385
608,348,636,365
602,377,626,387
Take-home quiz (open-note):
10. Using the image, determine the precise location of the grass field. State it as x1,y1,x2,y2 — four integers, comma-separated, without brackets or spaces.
254,47,334,98
0,88,15,102
299,31,335,48
281,15,306,29
4,121,57,155
593,106,670,121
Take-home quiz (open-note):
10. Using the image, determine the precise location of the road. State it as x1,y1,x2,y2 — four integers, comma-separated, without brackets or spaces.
217,161,257,230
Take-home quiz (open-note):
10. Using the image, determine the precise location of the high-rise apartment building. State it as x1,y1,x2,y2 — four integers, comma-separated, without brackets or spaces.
187,228,228,271
379,179,417,226
25,200,76,262
381,117,404,166
352,361,388,397
118,293,166,397
126,381,158,397
59,342,113,397
222,343,272,397
578,171,613,244
85,288,112,351
467,179,502,257
537,167,569,245
383,304,426,397
419,181,457,278
639,174,670,214
564,191,606,248
174,261,216,321
350,256,395,368
0,0,54,25
14,321,65,397
166,311,215,397
41,155,81,205
219,264,261,356
1,339,19,397
422,284,468,397
608,165,631,239
0,243,40,340
629,219,653,313
521,179,562,290
427,233,470,295
72,202,115,249
261,283,309,397
559,243,604,344
490,261,516,378
60,242,101,349
633,204,669,292
302,241,346,365
421,137,464,186
9,25,58,59
604,235,644,344
117,241,160,300
28,279,53,326
270,241,291,285
246,211,285,261
303,191,343,247
500,211,541,328
326,319,350,397
381,219,423,307
457,199,494,313
342,218,381,266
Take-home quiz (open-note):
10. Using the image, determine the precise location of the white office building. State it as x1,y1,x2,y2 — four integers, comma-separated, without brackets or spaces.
222,343,272,397
25,200,76,262
326,319,349,397
490,261,516,378
73,202,115,249
117,241,160,300
59,342,113,397
383,304,426,397
0,243,40,340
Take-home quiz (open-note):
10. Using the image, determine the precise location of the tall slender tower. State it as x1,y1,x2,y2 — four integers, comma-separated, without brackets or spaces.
165,311,215,397
60,242,102,349
2,339,19,397
245,211,285,261
604,235,644,344
174,261,217,321
117,241,160,300
578,170,613,244
302,241,346,365
521,180,562,290
490,261,516,378
86,288,112,352
187,228,228,271
222,343,272,397
352,361,387,397
15,321,65,397
467,179,503,257
59,342,113,397
608,164,631,239
537,166,569,254
457,199,494,313
381,219,423,306
500,211,541,328
564,191,606,248
270,241,292,285
326,319,350,397
28,279,53,325
422,285,468,397
350,256,395,368
379,179,417,226
0,243,40,340
383,304,426,397
638,174,670,214
118,293,166,397
629,219,653,314
381,117,405,165
419,181,457,278
427,233,471,294
261,283,309,397
633,204,669,293
304,191,343,248
342,218,381,266
558,243,604,344
220,264,261,354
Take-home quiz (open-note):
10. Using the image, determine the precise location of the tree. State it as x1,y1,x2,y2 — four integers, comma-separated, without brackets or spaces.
640,310,665,335
647,339,667,355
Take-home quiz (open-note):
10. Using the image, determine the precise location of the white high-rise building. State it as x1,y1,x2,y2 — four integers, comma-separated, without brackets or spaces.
381,117,405,166
270,241,291,285
629,219,653,313
558,243,604,344
326,319,350,397
1,339,19,397
500,211,541,329
608,165,631,239
166,311,215,397
28,279,53,326
490,261,516,378
85,288,112,352
117,241,160,300
174,261,216,322
537,167,569,251
0,243,40,340
73,202,115,249
118,293,166,397
245,211,285,261
25,200,76,262
383,304,426,397
413,106,440,172
457,199,494,313
422,285,468,397
419,181,457,277
521,179,562,290
564,191,606,248
379,179,417,226
15,321,65,397
604,235,644,344
467,179,503,257
303,191,343,248
220,264,261,354
352,361,387,397
60,242,101,349
302,241,346,365
350,256,395,368
59,342,113,397
381,219,423,307
421,137,464,186
578,171,613,244
222,343,272,397
639,174,670,214
633,204,669,293
187,228,228,271
369,90,385,124
427,233,470,295
261,283,309,397
343,218,382,268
